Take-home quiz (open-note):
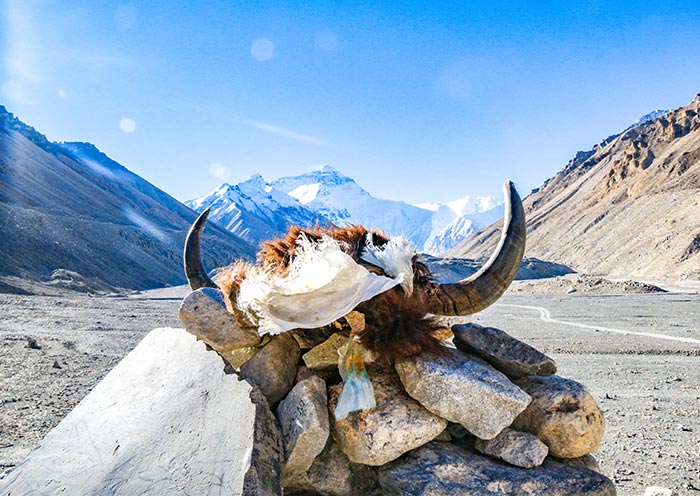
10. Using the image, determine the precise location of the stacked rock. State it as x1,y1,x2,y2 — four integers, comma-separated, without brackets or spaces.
179,287,617,496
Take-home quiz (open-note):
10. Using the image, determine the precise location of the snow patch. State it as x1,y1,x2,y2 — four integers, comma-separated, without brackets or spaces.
288,183,321,204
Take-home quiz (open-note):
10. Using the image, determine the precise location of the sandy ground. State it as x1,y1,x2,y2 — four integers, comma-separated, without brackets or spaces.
1,280,699,495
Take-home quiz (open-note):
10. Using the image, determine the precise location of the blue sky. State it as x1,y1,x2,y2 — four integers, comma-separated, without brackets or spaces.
2,0,700,204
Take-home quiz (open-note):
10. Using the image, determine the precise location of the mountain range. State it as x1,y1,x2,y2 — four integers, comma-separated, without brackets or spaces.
187,165,502,254
451,95,700,280
0,105,254,292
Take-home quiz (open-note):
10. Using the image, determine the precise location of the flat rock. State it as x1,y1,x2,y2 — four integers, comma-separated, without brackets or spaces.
179,288,261,353
285,440,382,496
512,375,605,458
275,376,329,485
0,328,283,496
240,332,301,405
474,427,549,468
378,441,617,496
302,333,349,370
328,367,447,466
395,348,531,439
453,323,557,378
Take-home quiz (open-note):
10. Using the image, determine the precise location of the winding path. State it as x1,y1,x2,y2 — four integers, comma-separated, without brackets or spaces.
495,303,700,345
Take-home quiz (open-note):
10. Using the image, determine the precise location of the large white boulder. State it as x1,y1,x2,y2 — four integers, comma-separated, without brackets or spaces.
0,327,283,496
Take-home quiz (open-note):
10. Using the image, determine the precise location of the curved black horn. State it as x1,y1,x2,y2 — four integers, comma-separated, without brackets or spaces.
184,208,218,290
425,180,526,315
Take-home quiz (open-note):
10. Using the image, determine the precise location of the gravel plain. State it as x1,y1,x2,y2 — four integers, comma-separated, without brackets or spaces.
1,282,699,495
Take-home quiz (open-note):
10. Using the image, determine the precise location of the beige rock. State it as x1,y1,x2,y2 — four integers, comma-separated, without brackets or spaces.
474,428,549,468
512,375,605,458
240,333,301,405
328,367,447,466
284,440,382,496
302,333,349,370
275,376,329,485
178,288,261,353
452,322,557,378
395,348,531,439
221,346,259,370
378,442,617,496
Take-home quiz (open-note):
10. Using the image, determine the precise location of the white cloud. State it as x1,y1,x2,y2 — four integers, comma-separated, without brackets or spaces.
57,87,69,99
120,117,136,133
251,38,275,62
4,0,41,83
315,30,338,53
209,162,231,180
245,118,330,146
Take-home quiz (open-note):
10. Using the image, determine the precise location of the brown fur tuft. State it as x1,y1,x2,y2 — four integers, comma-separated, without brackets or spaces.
355,290,449,363
256,225,390,275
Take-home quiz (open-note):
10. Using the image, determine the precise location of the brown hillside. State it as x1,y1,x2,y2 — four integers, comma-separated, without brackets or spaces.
450,94,700,280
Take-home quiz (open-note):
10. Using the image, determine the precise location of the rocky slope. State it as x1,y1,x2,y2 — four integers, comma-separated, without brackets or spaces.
450,94,700,280
0,106,254,291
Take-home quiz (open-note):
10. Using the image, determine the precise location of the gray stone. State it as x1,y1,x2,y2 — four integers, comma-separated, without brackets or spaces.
0,328,283,496
328,367,447,466
275,376,329,485
552,454,602,473
240,332,301,405
512,375,606,458
395,348,531,439
302,333,349,370
179,288,261,353
453,322,557,378
378,442,617,496
285,440,382,496
474,428,549,468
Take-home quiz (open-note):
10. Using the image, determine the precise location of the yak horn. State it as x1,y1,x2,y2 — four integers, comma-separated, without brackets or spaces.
425,180,526,315
184,208,218,290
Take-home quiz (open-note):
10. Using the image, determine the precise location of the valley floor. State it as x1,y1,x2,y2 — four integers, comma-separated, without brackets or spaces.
1,286,699,495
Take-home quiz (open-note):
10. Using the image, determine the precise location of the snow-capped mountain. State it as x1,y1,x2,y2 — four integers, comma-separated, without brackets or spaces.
271,166,435,246
187,174,327,248
188,165,502,255
624,109,670,131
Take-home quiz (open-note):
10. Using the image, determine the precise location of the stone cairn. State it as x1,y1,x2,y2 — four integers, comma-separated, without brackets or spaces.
179,287,617,496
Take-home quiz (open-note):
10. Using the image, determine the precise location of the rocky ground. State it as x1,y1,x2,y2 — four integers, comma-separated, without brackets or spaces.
1,280,699,495
509,274,668,294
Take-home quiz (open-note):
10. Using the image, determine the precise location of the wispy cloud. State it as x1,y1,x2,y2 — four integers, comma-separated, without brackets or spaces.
245,119,331,146
2,0,41,103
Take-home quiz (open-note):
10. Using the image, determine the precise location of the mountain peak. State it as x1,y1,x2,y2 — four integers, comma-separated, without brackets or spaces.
243,173,268,189
318,165,339,174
